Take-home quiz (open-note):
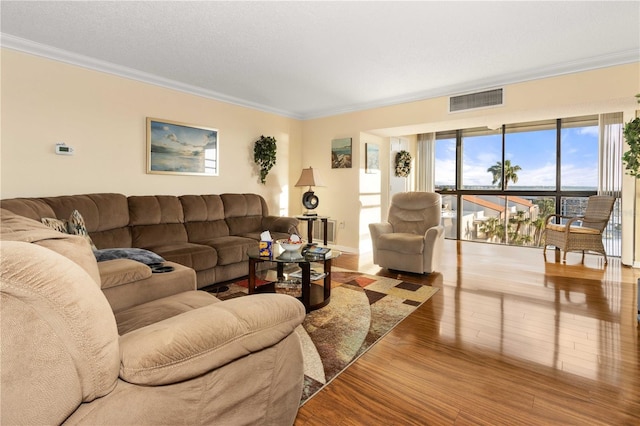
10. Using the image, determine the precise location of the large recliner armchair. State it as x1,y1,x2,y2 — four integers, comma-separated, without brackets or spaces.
369,192,444,274
0,212,306,425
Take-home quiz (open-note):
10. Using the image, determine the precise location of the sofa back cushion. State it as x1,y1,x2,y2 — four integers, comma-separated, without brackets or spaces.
128,196,188,247
0,198,56,221
44,194,131,248
180,195,230,241
0,241,120,425
0,194,131,248
0,209,102,286
221,193,267,236
388,192,442,235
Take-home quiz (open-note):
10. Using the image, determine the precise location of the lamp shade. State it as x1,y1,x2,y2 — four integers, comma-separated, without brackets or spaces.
295,167,325,188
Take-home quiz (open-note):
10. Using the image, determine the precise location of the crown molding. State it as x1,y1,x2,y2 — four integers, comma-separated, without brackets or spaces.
302,49,640,120
0,33,303,119
2,33,638,121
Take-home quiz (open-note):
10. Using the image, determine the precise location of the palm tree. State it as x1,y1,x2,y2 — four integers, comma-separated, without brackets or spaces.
478,216,505,243
487,160,522,189
508,210,531,245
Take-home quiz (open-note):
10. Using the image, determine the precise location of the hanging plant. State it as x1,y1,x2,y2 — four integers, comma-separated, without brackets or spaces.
253,135,277,184
622,94,640,178
395,150,412,177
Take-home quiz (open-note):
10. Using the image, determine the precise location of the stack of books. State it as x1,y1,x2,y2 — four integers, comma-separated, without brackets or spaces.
302,245,331,261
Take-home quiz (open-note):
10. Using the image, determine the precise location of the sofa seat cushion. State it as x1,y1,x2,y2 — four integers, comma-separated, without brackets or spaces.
103,262,197,314
200,236,257,266
378,233,425,254
146,243,217,271
545,223,601,234
115,290,220,335
98,259,153,290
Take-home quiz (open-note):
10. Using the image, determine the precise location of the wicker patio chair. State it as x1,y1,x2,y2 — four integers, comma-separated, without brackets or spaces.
542,195,616,264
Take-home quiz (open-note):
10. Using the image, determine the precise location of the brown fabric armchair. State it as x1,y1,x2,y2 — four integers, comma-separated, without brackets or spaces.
369,192,445,274
542,195,615,264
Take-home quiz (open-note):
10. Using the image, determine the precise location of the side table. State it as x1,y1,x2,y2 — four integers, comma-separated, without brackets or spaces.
295,215,329,245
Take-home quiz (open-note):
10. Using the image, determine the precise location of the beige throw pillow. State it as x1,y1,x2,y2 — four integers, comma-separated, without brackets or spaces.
41,209,98,250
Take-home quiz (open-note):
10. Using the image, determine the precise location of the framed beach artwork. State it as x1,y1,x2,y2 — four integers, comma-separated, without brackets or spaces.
147,118,219,176
366,143,379,174
331,137,352,169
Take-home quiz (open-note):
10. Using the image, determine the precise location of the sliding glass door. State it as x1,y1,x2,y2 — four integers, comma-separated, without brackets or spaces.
433,114,621,257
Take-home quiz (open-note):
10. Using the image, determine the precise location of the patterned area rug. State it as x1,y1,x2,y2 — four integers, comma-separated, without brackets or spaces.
210,268,439,405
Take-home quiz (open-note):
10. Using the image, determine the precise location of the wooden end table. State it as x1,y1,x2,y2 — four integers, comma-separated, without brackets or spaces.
295,215,330,245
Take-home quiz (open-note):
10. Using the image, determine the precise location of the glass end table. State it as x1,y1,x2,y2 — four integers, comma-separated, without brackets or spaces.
247,244,341,312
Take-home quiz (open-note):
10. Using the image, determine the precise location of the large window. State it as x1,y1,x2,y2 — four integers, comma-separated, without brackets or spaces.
434,115,619,256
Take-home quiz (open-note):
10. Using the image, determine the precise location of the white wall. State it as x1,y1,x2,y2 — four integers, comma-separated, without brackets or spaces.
0,49,303,216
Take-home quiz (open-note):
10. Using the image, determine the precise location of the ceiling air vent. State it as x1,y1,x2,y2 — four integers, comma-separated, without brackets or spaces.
449,88,503,113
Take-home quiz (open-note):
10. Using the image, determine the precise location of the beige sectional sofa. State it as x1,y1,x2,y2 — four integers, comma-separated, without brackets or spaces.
1,192,299,290
0,208,306,425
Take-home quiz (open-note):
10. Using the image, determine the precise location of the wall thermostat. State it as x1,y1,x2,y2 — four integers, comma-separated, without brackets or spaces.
55,143,74,155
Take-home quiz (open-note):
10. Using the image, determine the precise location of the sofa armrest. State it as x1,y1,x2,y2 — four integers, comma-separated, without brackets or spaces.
369,222,393,243
119,293,305,386
261,215,299,234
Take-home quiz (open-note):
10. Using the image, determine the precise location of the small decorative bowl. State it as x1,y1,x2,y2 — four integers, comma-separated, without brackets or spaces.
277,238,305,252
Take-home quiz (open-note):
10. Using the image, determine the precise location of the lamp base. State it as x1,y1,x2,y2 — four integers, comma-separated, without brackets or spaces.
302,191,319,210
303,212,318,216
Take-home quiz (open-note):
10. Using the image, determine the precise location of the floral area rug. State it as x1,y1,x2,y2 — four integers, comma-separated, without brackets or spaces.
209,267,439,405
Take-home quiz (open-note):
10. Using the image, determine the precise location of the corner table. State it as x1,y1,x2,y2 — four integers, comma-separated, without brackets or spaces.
247,244,341,312
295,215,330,245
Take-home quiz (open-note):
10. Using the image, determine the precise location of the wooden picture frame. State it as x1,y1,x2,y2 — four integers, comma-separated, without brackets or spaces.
366,143,379,174
331,137,352,169
147,117,218,176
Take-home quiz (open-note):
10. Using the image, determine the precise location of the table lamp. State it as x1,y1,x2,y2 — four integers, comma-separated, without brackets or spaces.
295,167,325,216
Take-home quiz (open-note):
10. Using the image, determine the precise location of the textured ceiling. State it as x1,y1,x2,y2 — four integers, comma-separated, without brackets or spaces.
1,1,639,119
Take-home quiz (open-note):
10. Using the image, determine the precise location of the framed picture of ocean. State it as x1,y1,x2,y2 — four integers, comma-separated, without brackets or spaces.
366,143,379,173
331,137,352,169
147,118,218,176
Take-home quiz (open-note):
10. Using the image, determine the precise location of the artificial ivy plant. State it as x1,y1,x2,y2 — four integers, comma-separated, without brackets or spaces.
623,117,640,178
622,94,640,178
253,135,277,184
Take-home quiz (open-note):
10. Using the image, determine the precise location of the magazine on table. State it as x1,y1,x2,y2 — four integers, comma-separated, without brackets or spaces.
288,268,327,281
302,245,331,259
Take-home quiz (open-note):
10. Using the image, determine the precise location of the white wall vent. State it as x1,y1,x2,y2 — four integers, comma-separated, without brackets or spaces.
449,88,504,113
312,219,336,244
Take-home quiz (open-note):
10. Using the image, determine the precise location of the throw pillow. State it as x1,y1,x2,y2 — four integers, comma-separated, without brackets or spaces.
93,248,165,265
41,217,69,233
67,209,98,251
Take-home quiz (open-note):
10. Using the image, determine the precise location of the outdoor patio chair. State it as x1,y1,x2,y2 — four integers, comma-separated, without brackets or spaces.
542,195,616,264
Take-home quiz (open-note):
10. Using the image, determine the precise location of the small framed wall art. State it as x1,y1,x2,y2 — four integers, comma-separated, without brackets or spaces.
366,143,379,174
331,137,352,169
147,117,219,176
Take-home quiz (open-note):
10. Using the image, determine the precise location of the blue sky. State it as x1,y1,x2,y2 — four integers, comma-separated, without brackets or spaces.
435,126,599,188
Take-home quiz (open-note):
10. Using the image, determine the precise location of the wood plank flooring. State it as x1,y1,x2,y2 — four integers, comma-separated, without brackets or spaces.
295,240,640,425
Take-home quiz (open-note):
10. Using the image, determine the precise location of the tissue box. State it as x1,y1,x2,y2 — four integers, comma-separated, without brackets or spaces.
259,240,273,257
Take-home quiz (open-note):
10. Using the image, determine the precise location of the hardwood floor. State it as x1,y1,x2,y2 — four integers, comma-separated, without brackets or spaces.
295,240,640,425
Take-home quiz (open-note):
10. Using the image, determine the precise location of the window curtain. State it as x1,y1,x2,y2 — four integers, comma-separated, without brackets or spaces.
598,112,623,196
417,133,435,192
598,112,623,257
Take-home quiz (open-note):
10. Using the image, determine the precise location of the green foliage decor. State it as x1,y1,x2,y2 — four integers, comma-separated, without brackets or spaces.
253,135,277,184
622,96,640,178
